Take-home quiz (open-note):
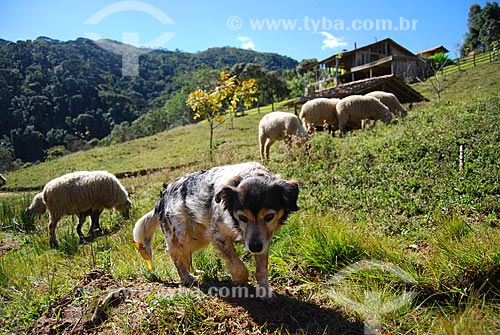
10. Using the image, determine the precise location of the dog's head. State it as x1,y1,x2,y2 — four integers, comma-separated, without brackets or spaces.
215,175,299,254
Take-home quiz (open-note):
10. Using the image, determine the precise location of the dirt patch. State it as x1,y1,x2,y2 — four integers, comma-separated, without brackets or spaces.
27,269,116,334
27,270,362,334
0,238,19,257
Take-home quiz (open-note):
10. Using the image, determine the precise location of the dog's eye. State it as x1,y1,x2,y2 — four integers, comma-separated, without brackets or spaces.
238,214,248,223
264,213,275,222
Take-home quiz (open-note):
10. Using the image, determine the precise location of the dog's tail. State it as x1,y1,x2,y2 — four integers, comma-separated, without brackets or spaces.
132,209,159,270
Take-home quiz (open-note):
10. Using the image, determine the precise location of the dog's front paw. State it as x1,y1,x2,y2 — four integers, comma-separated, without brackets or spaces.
231,267,249,285
180,274,199,287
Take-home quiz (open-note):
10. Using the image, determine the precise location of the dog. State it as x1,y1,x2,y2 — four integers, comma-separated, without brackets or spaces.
133,162,299,298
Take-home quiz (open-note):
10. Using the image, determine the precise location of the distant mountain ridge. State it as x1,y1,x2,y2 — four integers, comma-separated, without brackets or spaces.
0,36,298,162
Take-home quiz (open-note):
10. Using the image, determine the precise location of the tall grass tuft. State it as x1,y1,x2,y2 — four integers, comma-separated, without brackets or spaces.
0,194,37,232
296,214,365,276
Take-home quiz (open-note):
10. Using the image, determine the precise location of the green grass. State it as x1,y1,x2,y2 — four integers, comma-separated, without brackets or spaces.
442,50,498,75
2,100,294,190
1,62,500,334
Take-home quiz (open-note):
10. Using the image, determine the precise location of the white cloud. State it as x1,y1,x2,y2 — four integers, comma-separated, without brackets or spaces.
320,32,348,50
237,36,255,50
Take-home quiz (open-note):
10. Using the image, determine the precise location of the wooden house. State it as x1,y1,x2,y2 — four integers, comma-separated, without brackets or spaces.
416,45,449,59
308,38,426,91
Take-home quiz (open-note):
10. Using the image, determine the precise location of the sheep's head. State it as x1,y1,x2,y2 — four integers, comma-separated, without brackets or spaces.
380,109,394,124
116,198,132,219
28,192,46,214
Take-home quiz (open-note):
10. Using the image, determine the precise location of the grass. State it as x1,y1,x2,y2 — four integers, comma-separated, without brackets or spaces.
442,50,499,75
1,61,500,334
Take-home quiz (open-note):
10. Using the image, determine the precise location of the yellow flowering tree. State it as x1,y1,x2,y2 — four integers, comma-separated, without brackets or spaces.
187,71,259,155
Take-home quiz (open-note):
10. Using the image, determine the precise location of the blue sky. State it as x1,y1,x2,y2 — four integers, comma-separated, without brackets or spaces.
0,0,485,61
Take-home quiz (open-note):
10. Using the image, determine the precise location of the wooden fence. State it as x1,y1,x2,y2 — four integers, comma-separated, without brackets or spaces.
442,48,500,75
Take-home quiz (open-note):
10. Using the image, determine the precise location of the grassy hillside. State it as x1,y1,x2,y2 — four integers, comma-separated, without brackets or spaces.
3,103,285,190
1,61,500,334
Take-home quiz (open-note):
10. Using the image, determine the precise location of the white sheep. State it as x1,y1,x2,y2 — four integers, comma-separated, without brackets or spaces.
299,98,340,134
28,170,132,248
365,91,407,117
259,111,310,160
336,95,394,134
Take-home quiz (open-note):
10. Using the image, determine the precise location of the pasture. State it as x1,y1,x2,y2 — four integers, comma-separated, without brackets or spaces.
1,61,500,334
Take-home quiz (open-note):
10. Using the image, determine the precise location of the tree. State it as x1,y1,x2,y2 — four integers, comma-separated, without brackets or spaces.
186,71,259,157
0,38,295,163
228,77,259,124
286,73,308,98
479,2,500,47
230,63,287,107
296,58,318,75
0,142,21,173
425,52,451,101
462,2,500,55
10,126,46,162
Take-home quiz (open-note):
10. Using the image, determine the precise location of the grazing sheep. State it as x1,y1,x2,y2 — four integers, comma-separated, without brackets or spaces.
299,98,340,133
28,171,132,248
259,111,310,160
336,95,394,134
365,91,407,117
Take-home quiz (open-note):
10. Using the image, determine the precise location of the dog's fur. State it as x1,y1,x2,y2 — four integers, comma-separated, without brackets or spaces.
133,162,299,297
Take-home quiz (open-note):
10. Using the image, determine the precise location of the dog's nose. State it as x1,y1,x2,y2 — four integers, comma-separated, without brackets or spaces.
248,242,263,253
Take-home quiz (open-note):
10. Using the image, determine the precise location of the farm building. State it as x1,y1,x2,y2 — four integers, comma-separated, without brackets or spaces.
285,38,448,110
416,45,450,59
305,38,428,91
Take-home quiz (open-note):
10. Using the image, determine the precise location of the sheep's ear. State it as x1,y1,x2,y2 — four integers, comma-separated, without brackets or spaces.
215,186,239,211
277,180,300,212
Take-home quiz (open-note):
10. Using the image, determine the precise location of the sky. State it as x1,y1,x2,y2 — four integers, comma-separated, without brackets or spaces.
0,0,486,62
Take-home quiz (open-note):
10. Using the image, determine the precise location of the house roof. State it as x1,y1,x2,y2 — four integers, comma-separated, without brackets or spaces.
284,74,428,107
317,38,417,67
416,45,449,56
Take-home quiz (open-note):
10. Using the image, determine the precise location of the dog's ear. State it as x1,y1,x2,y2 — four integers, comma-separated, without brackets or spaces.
277,179,299,212
215,186,239,211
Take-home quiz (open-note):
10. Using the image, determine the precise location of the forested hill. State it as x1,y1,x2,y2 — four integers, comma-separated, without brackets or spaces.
0,37,297,163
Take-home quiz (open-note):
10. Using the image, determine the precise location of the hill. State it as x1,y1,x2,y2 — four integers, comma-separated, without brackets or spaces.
0,37,297,163
1,60,500,334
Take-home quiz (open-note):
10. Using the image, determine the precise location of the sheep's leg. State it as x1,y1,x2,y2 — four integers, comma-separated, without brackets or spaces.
264,138,274,160
328,124,339,137
89,210,103,237
306,123,313,134
259,142,265,161
48,215,60,248
77,212,88,243
259,134,267,161
338,117,348,136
